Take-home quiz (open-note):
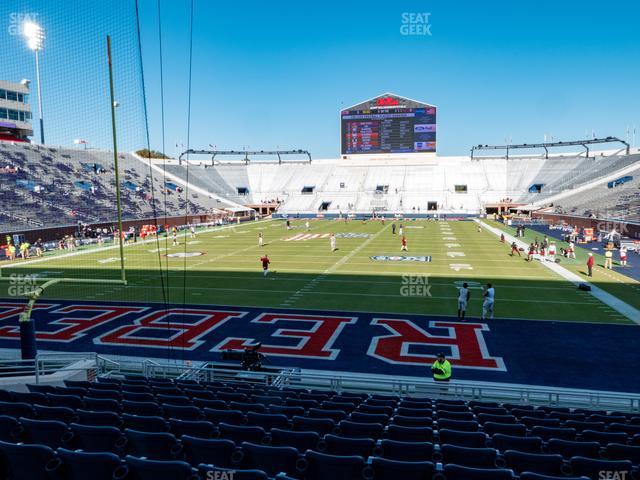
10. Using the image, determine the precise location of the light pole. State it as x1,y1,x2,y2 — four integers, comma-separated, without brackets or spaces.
22,21,45,144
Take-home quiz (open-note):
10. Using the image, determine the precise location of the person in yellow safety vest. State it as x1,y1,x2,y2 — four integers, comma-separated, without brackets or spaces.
431,353,452,382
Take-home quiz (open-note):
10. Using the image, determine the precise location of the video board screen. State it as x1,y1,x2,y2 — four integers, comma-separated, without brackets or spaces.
341,106,436,154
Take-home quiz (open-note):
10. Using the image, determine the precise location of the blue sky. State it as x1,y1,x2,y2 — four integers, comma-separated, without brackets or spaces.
2,0,639,157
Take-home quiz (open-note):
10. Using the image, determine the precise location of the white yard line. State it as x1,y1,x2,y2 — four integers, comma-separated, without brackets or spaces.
477,219,640,324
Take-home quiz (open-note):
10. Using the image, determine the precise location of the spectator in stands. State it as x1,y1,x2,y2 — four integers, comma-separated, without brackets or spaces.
587,253,594,277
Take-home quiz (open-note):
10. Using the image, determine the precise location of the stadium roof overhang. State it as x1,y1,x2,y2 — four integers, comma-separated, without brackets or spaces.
471,137,631,159
178,149,312,165
341,92,436,112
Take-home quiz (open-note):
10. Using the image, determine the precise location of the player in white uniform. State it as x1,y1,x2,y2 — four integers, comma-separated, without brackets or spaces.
568,241,576,259
305,221,310,231
258,232,264,247
457,283,470,321
189,225,196,238
330,233,337,252
481,283,495,320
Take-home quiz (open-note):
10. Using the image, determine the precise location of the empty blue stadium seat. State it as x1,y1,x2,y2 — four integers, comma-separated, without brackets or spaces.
440,444,499,469
308,408,347,422
357,404,394,416
443,464,514,479
323,434,375,457
580,429,628,446
369,457,436,480
181,435,236,468
76,409,122,427
397,407,433,417
19,417,69,449
338,420,384,439
124,428,181,460
83,396,121,412
503,450,565,476
483,421,527,437
477,413,517,424
218,422,266,444
119,455,198,480
34,404,78,423
301,450,365,480
123,413,169,433
0,401,35,418
376,439,434,462
47,393,84,409
437,410,475,421
438,428,487,448
350,411,389,424
292,416,335,436
11,391,48,404
161,404,202,421
239,441,300,477
69,423,126,453
168,418,215,438
246,412,290,430
437,419,479,432
203,407,245,425
605,443,640,465
547,438,601,459
387,424,433,442
0,415,22,442
521,416,562,428
56,448,123,480
0,439,57,480
530,426,577,441
391,415,433,428
270,428,320,452
123,392,156,402
492,433,544,453
269,405,306,418
122,400,162,416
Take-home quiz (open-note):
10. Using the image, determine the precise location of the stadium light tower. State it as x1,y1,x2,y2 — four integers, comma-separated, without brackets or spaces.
23,21,45,144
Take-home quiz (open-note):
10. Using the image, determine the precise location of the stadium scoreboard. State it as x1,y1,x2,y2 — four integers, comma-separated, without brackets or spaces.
341,93,436,155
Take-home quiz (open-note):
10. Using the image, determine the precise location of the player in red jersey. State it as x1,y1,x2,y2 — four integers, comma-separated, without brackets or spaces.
401,236,408,251
260,254,270,277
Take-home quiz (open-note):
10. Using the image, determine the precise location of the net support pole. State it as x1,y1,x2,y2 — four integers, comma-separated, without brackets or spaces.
107,35,127,284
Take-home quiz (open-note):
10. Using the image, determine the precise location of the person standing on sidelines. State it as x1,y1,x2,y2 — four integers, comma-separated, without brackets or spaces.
604,248,613,269
260,254,270,277
481,283,495,320
457,283,470,321
258,232,264,247
620,245,628,267
586,253,594,277
398,224,404,236
548,241,556,262
391,223,396,234
305,220,310,231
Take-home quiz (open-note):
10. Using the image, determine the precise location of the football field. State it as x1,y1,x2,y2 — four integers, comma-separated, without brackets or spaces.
0,218,635,324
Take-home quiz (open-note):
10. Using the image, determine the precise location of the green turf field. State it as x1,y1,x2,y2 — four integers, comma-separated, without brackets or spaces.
0,219,635,324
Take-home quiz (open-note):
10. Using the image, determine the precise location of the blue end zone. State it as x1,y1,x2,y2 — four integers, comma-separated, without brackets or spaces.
0,299,638,393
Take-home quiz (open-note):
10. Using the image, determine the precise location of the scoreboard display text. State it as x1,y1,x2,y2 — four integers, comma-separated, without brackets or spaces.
341,106,436,154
